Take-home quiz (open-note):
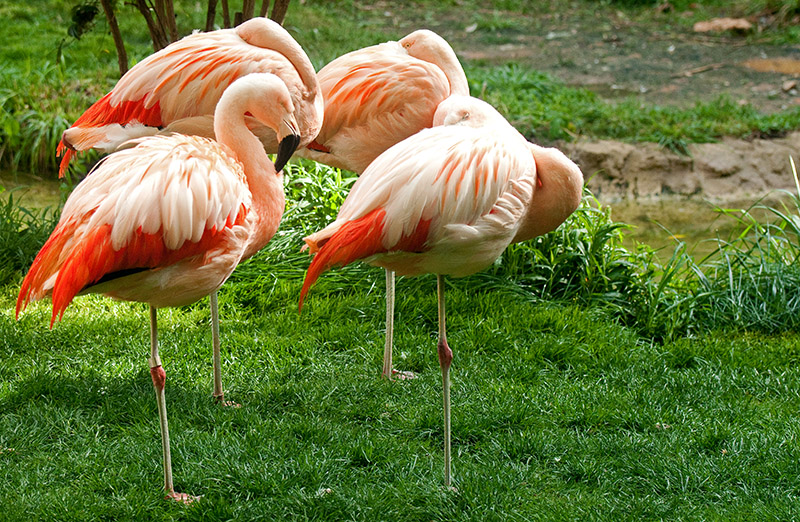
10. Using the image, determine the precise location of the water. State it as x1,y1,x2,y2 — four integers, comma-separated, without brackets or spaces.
1,170,790,265
607,195,793,263
0,171,63,209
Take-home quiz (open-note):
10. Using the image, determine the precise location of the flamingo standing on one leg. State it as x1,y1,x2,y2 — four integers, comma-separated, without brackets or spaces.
298,95,583,486
17,73,300,501
57,16,321,405
295,29,470,379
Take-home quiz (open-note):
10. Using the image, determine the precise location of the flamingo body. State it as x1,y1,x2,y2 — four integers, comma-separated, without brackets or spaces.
300,96,583,486
19,134,253,325
18,73,300,500
298,29,469,173
295,29,469,378
300,97,536,306
58,17,321,176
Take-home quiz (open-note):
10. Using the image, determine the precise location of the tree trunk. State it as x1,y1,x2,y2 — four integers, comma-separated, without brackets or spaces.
206,0,218,30
99,0,129,76
259,0,270,17
242,0,254,21
221,0,231,27
163,0,178,42
269,0,290,24
135,0,170,50
152,0,177,43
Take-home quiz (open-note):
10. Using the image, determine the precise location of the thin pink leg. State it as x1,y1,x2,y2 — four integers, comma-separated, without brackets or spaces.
149,306,197,503
210,291,224,403
210,293,240,407
436,275,453,487
382,269,415,380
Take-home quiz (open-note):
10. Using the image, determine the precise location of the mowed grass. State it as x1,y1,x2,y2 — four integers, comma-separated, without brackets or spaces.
3,270,800,520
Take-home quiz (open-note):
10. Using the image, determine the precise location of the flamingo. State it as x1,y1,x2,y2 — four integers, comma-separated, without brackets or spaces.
295,29,470,379
17,73,300,501
298,95,583,486
57,16,321,405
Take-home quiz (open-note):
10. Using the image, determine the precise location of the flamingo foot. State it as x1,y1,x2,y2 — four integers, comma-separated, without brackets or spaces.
391,369,416,380
165,491,200,504
213,394,241,408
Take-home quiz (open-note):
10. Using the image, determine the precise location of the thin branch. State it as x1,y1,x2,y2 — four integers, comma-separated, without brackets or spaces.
163,0,178,42
135,0,169,50
259,0,269,17
222,0,231,27
99,0,128,75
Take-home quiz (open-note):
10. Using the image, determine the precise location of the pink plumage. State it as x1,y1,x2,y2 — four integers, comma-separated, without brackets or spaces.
57,17,321,177
19,73,301,502
300,95,583,487
297,29,469,174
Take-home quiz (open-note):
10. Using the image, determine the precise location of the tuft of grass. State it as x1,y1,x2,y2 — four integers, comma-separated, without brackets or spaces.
0,187,57,286
696,159,800,332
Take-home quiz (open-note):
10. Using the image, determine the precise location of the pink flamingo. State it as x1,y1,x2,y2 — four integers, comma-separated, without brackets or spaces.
299,96,583,486
57,16,321,404
17,73,300,502
296,29,470,379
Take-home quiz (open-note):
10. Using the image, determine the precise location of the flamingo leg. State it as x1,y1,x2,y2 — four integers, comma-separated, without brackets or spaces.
382,269,415,380
436,275,453,487
381,269,395,378
210,292,240,408
210,291,224,403
148,306,196,503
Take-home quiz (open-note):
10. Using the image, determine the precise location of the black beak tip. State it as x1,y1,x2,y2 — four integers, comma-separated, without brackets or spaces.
274,133,301,173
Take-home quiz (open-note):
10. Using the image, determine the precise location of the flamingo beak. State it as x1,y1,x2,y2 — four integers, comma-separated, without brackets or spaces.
274,119,301,173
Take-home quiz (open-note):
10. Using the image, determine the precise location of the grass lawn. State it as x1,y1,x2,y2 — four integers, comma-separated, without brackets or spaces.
3,274,800,520
2,1,800,519
3,162,800,518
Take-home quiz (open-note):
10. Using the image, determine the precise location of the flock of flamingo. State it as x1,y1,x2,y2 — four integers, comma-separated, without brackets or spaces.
14,17,584,501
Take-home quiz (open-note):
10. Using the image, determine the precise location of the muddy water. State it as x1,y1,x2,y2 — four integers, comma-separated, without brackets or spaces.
0,171,63,209
607,195,793,262
1,171,790,264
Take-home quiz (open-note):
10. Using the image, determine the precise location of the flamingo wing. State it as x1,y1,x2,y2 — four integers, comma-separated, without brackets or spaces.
21,134,251,325
303,46,451,172
57,26,298,175
300,125,536,307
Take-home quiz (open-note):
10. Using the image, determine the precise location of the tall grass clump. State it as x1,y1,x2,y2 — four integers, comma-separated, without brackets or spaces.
697,159,800,332
472,190,704,340
0,63,104,175
0,188,58,286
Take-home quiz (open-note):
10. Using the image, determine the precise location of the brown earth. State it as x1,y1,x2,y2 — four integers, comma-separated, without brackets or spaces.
367,3,800,201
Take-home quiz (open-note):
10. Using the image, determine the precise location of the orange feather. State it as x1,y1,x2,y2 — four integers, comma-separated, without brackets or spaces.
56,94,164,177
17,205,248,327
299,209,432,311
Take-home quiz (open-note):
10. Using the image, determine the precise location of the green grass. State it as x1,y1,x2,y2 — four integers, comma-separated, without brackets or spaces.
3,276,800,519
3,160,800,518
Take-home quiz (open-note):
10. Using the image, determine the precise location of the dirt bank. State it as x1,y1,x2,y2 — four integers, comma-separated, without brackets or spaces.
564,132,800,201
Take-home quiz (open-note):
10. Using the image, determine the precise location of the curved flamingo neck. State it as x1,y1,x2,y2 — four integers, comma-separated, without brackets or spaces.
406,39,469,96
215,101,285,259
438,52,469,96
237,19,320,100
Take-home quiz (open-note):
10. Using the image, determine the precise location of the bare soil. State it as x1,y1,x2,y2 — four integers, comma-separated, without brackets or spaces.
369,3,800,202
